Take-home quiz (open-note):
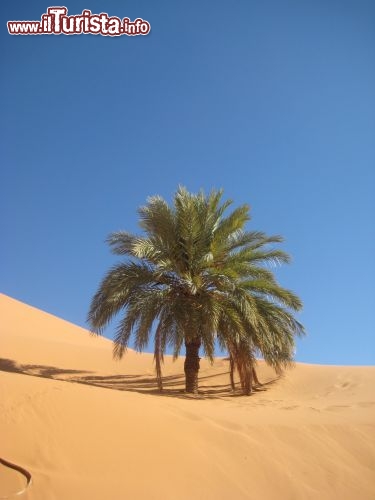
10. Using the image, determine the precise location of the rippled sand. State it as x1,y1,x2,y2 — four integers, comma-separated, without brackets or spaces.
1,293,374,500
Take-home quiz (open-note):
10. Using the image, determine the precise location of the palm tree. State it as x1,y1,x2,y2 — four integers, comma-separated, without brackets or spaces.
87,187,304,394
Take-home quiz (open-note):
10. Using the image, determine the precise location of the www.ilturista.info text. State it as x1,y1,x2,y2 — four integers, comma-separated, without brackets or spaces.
7,7,151,36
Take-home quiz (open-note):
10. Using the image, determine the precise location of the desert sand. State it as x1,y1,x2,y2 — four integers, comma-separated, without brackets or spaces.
0,292,374,500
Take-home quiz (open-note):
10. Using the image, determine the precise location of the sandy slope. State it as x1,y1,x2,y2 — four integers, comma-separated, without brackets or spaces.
0,293,374,500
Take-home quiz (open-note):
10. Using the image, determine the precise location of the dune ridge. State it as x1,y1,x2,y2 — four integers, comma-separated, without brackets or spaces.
0,293,374,499
0,457,32,499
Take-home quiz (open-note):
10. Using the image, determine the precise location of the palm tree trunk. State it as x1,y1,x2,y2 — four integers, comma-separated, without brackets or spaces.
184,337,201,394
229,354,236,391
237,353,253,395
244,365,253,395
252,367,261,386
154,323,163,391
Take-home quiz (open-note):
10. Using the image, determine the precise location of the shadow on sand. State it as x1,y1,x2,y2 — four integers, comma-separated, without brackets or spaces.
0,357,279,400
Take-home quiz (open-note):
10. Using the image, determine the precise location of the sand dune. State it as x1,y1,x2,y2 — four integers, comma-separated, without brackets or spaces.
0,293,374,500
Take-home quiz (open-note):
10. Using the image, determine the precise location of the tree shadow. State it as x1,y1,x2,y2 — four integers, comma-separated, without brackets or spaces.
0,358,88,378
0,357,280,400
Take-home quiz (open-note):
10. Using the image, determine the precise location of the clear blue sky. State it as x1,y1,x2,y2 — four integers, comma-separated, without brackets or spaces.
1,1,374,365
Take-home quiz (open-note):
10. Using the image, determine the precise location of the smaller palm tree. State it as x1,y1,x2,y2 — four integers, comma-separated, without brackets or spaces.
88,187,304,395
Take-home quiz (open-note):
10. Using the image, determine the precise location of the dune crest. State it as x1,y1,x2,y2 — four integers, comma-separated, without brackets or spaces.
1,293,374,499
